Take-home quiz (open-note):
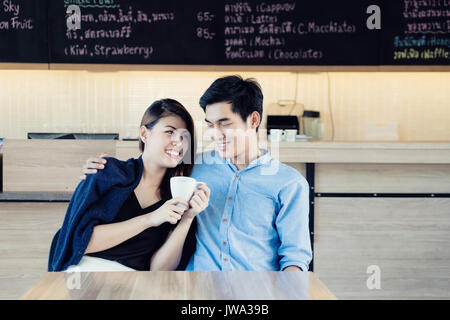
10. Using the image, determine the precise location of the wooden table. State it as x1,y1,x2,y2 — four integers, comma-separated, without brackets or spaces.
20,271,336,300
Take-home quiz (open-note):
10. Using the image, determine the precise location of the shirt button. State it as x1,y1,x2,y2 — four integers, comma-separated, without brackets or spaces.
227,196,232,200
222,241,227,245
234,174,238,178
222,218,227,222
223,258,228,262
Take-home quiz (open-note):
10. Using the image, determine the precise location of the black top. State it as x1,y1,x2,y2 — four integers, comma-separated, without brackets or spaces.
87,192,197,270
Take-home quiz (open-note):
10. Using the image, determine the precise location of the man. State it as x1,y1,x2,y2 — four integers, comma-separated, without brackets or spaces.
82,75,312,271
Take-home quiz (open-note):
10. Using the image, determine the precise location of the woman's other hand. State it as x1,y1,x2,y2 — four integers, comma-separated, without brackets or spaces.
183,183,210,220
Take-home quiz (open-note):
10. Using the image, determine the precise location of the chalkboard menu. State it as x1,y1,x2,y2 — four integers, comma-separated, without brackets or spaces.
1,0,449,65
382,0,449,65
0,0,48,62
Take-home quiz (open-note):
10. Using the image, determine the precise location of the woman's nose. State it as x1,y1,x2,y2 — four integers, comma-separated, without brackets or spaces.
171,132,183,145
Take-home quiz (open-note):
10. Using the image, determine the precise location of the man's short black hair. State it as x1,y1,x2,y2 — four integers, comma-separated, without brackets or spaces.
199,75,263,131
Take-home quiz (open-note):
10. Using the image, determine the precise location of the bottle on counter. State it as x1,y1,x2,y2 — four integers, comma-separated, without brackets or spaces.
302,110,323,140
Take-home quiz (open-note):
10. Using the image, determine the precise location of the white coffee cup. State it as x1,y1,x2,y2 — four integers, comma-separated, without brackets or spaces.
170,176,205,210
270,129,285,142
284,129,297,142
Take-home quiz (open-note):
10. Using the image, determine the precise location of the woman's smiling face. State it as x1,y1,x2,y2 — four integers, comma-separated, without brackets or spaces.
141,115,191,168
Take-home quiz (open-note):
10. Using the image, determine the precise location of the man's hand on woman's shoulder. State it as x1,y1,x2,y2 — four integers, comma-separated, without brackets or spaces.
79,153,110,180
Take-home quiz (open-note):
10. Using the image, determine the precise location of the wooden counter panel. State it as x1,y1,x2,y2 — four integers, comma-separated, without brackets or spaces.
115,140,140,161
276,146,450,164
3,140,115,192
313,197,450,299
316,164,450,193
0,203,68,299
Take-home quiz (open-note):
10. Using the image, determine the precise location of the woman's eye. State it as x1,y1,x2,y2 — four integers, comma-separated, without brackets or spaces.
166,130,174,134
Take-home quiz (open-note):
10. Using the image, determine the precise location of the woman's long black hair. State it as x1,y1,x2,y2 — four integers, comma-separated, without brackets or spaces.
139,99,196,201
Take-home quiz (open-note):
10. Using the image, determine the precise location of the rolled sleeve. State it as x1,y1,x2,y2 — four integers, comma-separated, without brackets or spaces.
275,176,312,271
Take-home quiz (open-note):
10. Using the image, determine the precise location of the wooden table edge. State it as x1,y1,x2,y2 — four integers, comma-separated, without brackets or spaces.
309,272,337,300
20,271,337,300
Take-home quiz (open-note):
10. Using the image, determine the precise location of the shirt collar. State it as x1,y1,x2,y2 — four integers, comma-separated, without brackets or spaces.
224,149,273,172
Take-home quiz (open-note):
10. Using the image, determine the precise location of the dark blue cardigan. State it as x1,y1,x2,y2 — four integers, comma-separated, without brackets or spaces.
48,156,144,271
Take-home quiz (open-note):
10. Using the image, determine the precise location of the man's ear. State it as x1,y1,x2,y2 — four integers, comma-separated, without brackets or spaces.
248,111,261,130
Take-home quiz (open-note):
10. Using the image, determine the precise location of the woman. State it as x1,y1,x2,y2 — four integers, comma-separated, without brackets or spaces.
48,99,209,272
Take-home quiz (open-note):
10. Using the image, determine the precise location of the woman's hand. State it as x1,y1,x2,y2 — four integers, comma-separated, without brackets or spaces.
182,183,210,220
146,198,189,227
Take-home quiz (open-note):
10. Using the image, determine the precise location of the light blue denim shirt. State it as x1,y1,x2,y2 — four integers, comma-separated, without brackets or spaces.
185,149,312,271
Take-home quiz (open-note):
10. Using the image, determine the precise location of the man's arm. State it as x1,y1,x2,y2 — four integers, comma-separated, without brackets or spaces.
275,176,312,272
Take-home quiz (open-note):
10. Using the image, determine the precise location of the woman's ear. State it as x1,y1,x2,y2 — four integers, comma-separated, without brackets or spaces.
140,125,148,144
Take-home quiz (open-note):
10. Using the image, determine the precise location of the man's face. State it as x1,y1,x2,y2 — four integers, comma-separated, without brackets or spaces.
204,102,257,160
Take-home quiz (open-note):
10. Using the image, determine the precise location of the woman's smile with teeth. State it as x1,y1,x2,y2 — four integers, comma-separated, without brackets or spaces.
166,149,182,159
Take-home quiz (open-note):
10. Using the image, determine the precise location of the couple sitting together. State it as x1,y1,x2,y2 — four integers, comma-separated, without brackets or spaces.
48,75,312,272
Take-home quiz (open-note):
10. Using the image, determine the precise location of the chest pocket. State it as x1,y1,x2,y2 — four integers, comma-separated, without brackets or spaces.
232,187,277,238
